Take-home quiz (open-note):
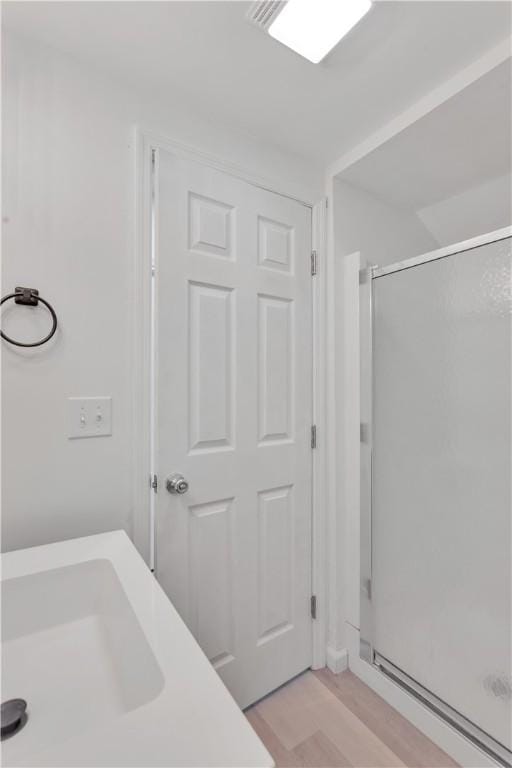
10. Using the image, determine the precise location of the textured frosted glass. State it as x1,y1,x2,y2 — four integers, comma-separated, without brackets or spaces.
372,238,511,749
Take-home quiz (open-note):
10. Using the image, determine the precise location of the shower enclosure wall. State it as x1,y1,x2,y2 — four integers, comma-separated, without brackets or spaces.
360,228,512,767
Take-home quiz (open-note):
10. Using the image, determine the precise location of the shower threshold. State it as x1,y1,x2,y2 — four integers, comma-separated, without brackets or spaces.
373,652,511,768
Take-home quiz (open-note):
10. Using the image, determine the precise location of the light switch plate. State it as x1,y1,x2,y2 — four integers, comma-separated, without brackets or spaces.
67,397,112,439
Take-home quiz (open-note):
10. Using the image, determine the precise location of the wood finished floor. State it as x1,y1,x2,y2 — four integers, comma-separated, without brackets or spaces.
245,669,460,768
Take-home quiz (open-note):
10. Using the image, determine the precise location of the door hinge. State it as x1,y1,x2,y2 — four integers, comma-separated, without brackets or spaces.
311,250,317,276
150,474,158,492
310,595,317,620
311,424,317,449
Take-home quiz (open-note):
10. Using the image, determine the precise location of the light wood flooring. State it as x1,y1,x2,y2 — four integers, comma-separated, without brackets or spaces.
245,669,459,768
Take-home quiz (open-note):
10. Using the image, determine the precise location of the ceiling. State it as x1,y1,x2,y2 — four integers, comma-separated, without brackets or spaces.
340,59,512,211
3,1,511,166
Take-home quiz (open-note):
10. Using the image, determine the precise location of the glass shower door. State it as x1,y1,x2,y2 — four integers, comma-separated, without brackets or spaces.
369,236,511,762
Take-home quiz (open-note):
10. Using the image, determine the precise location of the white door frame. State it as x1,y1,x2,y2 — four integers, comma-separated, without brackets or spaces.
132,126,328,670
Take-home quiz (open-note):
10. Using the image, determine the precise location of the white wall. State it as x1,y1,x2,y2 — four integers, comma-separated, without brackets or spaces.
333,178,439,267
417,172,512,246
1,30,322,553
328,178,439,658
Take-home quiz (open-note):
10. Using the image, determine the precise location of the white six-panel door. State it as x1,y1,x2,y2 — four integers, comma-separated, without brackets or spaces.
154,149,313,708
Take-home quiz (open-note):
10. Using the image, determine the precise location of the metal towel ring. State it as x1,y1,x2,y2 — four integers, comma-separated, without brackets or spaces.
1,287,58,347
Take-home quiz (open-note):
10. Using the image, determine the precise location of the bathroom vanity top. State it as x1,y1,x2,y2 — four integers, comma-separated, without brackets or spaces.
1,530,273,767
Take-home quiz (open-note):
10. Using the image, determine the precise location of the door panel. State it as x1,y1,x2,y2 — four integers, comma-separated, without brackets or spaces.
188,496,235,669
257,484,294,644
188,281,234,452
155,149,312,708
258,294,294,443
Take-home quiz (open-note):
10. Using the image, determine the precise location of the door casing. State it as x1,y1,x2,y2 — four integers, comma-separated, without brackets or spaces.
133,127,328,670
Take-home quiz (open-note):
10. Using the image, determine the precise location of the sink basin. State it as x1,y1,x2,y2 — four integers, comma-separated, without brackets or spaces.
1,531,273,767
2,559,164,757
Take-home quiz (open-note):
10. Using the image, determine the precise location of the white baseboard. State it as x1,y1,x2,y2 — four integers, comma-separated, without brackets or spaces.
346,624,499,768
326,645,348,674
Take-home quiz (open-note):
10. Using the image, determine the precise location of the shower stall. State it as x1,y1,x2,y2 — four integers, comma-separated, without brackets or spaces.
360,227,512,766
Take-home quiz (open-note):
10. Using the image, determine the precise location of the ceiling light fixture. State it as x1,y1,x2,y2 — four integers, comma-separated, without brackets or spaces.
268,0,372,64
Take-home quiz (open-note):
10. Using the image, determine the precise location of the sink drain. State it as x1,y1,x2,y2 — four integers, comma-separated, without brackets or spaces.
1,699,28,740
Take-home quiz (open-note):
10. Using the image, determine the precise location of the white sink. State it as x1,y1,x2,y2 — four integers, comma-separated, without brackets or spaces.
1,531,273,767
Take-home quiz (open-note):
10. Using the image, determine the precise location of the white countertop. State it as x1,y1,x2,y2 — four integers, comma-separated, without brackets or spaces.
1,530,274,767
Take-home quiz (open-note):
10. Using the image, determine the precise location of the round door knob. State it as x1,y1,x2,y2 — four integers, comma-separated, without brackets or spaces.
166,473,189,495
